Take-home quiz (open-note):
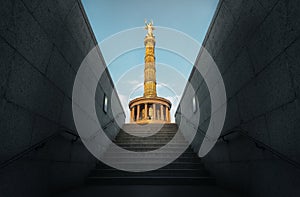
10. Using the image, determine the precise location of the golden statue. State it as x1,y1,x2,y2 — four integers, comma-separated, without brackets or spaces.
145,19,155,36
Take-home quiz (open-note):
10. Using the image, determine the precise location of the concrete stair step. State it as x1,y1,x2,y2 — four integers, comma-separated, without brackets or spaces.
86,124,215,186
114,143,187,146
115,136,183,139
96,162,205,169
105,147,195,153
102,154,198,159
113,146,187,150
106,149,186,152
121,132,178,135
86,176,216,185
116,134,178,138
115,136,186,142
101,152,198,158
120,132,178,135
90,169,209,177
107,146,191,152
115,141,186,144
98,157,202,163
118,130,178,133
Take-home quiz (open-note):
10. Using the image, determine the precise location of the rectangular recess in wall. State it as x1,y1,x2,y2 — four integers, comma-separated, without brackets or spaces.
192,96,197,113
103,94,108,113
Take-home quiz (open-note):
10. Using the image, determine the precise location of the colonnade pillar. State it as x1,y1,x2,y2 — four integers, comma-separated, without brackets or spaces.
130,108,133,122
137,105,140,121
160,105,164,121
153,104,156,120
130,103,170,123
145,103,148,119
133,107,135,121
166,107,169,122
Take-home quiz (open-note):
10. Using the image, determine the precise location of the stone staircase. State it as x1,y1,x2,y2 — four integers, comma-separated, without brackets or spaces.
86,123,215,185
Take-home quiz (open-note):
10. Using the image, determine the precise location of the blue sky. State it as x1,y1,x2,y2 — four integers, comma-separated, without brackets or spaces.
81,0,218,122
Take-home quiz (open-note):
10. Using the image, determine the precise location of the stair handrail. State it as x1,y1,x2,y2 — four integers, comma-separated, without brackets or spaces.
0,112,126,169
0,127,80,169
175,112,300,169
218,127,300,169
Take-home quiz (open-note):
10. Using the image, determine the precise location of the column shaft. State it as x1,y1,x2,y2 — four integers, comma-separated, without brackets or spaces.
137,105,140,121
160,105,164,121
132,107,135,122
166,107,169,122
145,103,148,120
130,108,133,122
153,104,156,120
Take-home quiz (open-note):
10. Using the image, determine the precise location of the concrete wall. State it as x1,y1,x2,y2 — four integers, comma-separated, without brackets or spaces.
176,0,300,196
0,0,125,196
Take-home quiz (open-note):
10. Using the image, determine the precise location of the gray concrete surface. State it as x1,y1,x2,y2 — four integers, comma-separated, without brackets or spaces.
176,0,300,196
54,185,243,197
0,0,125,196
